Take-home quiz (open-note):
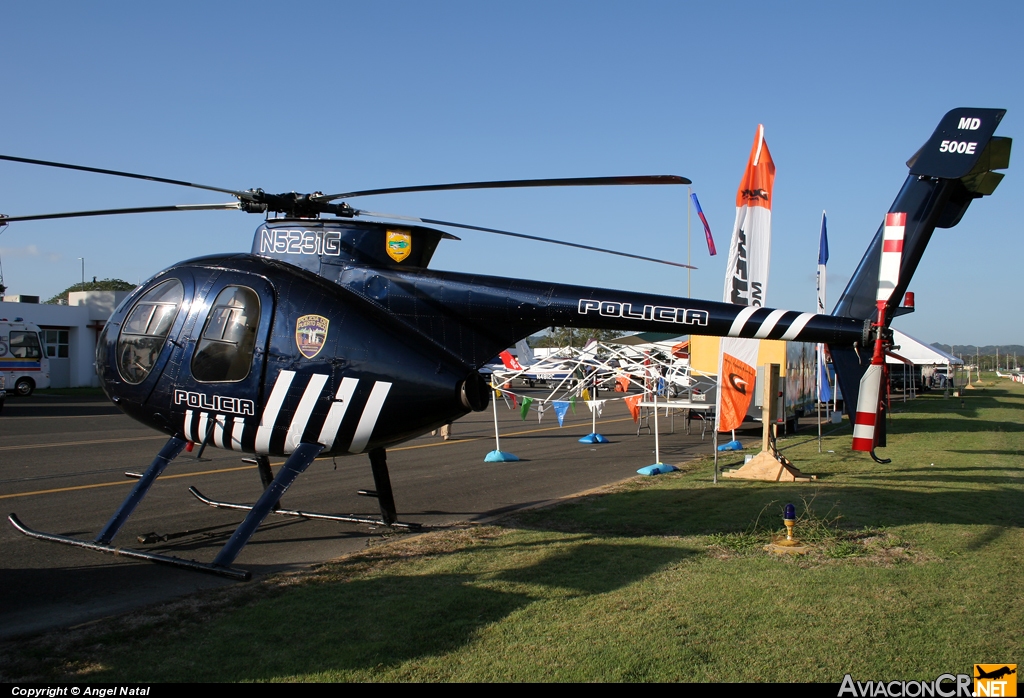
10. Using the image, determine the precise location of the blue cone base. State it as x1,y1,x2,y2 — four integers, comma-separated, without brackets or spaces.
637,464,678,476
578,433,609,444
717,439,744,452
484,450,520,462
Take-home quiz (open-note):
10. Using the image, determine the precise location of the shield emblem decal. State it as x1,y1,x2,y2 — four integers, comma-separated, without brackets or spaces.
386,229,412,262
295,314,329,359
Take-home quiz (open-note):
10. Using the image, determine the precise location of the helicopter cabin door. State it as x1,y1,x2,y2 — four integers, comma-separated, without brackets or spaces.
171,273,274,453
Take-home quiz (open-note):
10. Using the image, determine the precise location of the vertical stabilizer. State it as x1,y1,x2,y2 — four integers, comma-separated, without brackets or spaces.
831,108,1010,416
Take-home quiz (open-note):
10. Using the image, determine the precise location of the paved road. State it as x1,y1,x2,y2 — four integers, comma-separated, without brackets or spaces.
0,392,719,639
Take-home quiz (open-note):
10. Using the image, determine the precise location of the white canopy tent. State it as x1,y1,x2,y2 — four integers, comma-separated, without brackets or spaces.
887,329,964,394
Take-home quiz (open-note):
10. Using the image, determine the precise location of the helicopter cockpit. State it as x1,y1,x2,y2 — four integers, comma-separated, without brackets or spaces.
116,279,184,384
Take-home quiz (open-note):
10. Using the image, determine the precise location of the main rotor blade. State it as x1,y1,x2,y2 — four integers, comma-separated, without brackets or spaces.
356,209,697,270
0,202,242,224
0,154,250,199
317,175,691,203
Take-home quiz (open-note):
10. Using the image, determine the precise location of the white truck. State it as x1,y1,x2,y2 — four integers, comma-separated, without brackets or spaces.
0,319,51,396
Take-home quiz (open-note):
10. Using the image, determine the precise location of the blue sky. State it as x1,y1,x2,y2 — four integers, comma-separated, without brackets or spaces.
1,1,1021,345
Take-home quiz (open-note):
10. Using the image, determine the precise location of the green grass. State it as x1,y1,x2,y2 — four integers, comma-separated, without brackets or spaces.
3,376,1022,682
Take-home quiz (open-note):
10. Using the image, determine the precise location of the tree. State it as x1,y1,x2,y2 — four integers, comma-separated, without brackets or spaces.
531,327,623,348
44,278,136,305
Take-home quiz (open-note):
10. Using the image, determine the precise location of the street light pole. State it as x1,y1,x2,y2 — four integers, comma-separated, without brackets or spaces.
78,257,85,292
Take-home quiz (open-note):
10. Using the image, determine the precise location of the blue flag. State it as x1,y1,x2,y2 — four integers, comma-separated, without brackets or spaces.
690,192,717,256
817,212,828,314
818,347,832,403
818,212,829,265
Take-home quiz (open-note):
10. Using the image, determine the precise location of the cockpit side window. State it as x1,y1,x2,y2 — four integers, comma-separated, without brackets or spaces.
191,286,260,382
117,279,185,385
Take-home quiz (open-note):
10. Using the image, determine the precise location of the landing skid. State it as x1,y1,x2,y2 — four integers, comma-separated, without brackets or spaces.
9,436,327,579
10,436,417,578
7,513,250,580
188,487,422,530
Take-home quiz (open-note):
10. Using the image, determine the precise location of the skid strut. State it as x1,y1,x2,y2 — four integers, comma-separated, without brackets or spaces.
368,447,398,525
253,454,275,489
213,442,325,567
242,455,280,510
8,435,251,580
97,436,187,544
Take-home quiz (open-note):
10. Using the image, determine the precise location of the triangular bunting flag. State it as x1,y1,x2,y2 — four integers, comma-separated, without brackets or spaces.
553,401,569,427
625,394,642,423
520,396,532,420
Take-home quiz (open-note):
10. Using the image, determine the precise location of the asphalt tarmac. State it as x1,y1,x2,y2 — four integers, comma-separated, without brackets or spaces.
0,391,719,640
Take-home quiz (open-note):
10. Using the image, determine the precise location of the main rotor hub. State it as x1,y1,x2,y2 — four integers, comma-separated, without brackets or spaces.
242,189,356,219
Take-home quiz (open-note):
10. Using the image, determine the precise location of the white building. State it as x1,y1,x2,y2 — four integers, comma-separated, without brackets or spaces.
1,291,131,388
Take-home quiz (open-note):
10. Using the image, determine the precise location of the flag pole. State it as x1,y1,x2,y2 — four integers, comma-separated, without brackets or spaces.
492,383,502,453
653,389,661,465
817,348,822,452
484,380,519,462
817,211,822,453
687,185,692,298
713,425,718,484
816,210,828,453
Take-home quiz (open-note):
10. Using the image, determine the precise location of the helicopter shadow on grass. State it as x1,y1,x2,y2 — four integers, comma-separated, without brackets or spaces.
95,538,694,681
847,471,1024,487
504,470,1024,540
151,470,1023,678
0,560,237,643
882,417,1024,434
944,449,1024,456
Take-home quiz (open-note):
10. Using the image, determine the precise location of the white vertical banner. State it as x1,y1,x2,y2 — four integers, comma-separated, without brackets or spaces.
723,124,774,308
716,124,776,433
817,211,832,403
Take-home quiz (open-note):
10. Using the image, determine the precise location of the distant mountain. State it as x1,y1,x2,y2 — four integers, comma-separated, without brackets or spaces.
930,343,1024,357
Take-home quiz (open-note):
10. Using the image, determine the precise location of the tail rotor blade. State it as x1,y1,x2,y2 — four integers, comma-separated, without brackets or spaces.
852,211,906,462
876,212,906,309
851,364,883,453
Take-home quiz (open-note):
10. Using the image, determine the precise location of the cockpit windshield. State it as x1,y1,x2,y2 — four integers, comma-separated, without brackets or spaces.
117,280,184,384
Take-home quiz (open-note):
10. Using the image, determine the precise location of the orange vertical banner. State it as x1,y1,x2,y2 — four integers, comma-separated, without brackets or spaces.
717,125,776,432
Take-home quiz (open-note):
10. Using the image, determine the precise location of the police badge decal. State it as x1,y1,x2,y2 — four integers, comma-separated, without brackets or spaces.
295,314,329,359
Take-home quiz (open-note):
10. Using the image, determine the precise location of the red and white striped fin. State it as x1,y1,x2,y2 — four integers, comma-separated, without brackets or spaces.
851,363,883,452
876,212,906,303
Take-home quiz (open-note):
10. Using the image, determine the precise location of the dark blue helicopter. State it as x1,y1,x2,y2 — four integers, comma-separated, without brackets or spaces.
0,108,1010,579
